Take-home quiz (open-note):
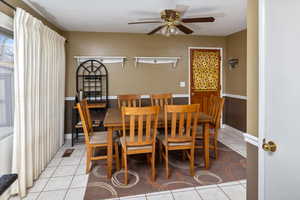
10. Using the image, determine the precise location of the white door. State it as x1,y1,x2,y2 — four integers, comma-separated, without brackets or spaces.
259,0,300,199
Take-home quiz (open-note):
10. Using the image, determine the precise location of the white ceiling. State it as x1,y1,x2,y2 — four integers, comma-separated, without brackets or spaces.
23,0,247,36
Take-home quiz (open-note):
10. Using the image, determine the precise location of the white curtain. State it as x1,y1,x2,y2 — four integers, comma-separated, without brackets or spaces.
12,8,65,197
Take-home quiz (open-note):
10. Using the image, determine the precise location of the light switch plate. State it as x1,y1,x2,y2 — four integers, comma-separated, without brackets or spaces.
180,81,186,88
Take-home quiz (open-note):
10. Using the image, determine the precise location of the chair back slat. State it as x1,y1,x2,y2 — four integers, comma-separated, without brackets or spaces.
138,115,143,143
208,96,224,128
178,112,185,136
129,115,135,143
118,94,141,108
171,112,177,137
185,112,192,136
145,115,151,141
77,101,91,144
165,104,200,143
150,93,173,108
122,106,160,147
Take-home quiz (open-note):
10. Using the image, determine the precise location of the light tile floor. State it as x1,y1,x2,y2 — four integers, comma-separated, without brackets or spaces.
9,127,246,200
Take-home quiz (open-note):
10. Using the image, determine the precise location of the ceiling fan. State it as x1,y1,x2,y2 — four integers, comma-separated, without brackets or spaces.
128,5,215,36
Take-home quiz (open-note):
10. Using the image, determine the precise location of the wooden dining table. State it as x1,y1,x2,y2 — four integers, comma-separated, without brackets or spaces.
103,107,212,178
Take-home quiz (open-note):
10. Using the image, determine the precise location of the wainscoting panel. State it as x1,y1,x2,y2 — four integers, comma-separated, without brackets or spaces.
223,96,247,132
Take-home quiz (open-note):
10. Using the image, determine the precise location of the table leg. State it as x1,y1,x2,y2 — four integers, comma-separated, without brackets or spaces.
203,122,210,169
107,127,113,178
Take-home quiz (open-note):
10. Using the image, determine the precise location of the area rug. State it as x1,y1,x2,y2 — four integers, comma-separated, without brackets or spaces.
84,142,246,200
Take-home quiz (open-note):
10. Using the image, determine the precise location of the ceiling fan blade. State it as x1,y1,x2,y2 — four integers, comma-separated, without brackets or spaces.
147,25,165,35
175,4,189,15
176,24,193,34
181,17,215,23
128,21,162,25
138,17,162,21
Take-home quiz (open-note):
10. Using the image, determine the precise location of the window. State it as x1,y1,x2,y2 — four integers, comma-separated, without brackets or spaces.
0,29,13,140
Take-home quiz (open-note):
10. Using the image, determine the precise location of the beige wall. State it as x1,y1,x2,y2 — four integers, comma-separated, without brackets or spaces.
64,31,227,97
247,0,258,137
225,30,247,96
0,0,63,35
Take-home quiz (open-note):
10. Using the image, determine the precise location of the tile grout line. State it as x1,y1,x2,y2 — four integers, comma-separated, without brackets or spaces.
33,160,61,200
217,185,232,200
63,146,87,200
194,187,205,200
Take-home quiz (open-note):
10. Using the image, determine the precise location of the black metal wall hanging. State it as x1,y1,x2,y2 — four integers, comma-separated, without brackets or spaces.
76,59,108,105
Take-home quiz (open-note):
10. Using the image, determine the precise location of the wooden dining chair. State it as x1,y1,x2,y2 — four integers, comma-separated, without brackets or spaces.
158,104,200,178
195,96,225,159
77,100,120,174
150,93,173,108
120,106,160,184
118,94,141,108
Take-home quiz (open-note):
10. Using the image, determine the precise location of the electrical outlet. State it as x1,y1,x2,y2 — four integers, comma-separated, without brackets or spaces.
179,81,186,88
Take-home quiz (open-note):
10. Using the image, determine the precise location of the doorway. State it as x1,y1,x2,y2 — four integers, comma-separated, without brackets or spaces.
188,47,223,113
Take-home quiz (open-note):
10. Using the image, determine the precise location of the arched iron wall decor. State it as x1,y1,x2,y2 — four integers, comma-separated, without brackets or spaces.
76,59,108,105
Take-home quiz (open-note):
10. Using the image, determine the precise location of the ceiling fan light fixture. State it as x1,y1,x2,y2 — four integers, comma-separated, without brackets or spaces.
169,25,177,34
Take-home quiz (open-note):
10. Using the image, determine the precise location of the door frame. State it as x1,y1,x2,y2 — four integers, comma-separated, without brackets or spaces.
258,0,266,199
188,47,224,104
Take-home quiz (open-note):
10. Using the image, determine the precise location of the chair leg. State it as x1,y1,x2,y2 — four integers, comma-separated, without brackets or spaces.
147,153,151,167
214,129,219,159
121,149,125,169
86,147,92,174
165,148,169,179
189,148,195,176
159,141,163,162
114,142,120,171
182,150,186,160
124,151,128,185
151,152,156,181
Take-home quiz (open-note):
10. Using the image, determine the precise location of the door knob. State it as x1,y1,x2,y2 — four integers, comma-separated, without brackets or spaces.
262,139,277,152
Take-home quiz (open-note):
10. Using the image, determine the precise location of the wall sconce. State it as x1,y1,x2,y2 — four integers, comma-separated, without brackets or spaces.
228,58,239,71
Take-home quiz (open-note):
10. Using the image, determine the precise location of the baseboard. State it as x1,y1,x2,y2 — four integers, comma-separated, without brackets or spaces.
222,124,259,147
244,133,259,147
222,124,245,136
64,132,84,140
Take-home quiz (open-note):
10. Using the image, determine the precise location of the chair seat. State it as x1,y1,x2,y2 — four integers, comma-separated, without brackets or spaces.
157,134,192,147
89,131,119,144
120,136,153,151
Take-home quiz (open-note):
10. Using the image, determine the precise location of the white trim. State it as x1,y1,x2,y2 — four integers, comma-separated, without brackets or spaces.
244,133,259,147
188,47,224,104
222,93,247,100
258,0,266,199
65,96,75,101
64,94,189,101
222,124,245,136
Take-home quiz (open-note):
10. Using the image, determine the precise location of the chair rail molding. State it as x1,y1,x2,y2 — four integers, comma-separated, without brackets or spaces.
74,56,127,68
134,57,180,68
65,94,189,101
222,93,247,100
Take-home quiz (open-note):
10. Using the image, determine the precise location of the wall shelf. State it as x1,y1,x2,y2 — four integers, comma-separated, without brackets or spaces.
134,57,180,68
74,56,127,68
